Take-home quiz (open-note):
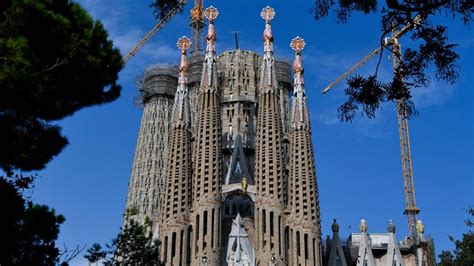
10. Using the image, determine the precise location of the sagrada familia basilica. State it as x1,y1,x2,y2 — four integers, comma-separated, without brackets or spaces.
123,5,434,266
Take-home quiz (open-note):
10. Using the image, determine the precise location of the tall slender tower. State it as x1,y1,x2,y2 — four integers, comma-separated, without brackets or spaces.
191,6,222,264
160,37,193,265
124,65,177,237
285,37,322,265
254,6,286,264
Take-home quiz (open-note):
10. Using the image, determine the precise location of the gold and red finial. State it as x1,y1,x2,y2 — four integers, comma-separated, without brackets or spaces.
205,6,219,22
262,6,275,53
261,6,275,22
290,36,305,54
291,36,305,74
177,36,191,84
205,6,218,53
177,36,192,53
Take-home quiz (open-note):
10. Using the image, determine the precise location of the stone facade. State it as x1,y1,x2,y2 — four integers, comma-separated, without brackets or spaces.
123,6,436,266
124,6,322,266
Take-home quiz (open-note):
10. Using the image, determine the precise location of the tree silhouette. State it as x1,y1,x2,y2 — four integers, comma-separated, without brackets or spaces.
150,0,184,21
1,0,123,264
85,220,162,265
0,0,123,171
0,176,65,265
438,207,474,265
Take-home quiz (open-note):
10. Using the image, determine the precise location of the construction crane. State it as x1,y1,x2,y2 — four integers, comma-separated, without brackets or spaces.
322,15,423,240
123,0,188,62
190,0,205,53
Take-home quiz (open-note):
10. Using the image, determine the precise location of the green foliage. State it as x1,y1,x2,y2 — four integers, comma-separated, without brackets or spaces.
85,220,162,265
113,220,161,265
312,0,472,122
84,243,107,264
150,0,183,21
126,206,139,216
0,0,122,263
0,0,123,171
0,175,65,265
439,207,474,265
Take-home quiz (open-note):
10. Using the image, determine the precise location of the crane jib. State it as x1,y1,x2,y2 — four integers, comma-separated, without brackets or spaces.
124,1,187,62
321,14,423,94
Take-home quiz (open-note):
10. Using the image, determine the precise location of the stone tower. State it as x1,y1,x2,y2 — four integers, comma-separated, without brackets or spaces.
124,5,324,265
254,7,287,264
218,48,292,265
160,37,193,265
285,37,322,265
191,6,222,264
124,65,177,237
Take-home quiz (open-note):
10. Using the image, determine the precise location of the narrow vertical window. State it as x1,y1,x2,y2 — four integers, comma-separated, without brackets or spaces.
179,230,184,264
296,231,301,257
304,233,309,260
270,211,274,236
211,208,215,248
171,232,177,259
313,238,316,266
285,226,290,261
262,209,266,248
195,214,200,254
203,210,208,248
164,236,168,263
278,215,282,255
187,227,192,264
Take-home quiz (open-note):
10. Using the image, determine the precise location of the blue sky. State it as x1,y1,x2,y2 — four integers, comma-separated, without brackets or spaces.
31,0,472,264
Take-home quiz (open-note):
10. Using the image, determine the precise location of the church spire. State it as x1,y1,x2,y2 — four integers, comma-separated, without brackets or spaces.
160,36,193,265
328,219,348,266
290,36,309,130
201,6,218,88
171,36,192,126
191,6,222,265
285,37,322,265
254,6,286,264
357,219,376,266
260,6,277,93
386,220,405,266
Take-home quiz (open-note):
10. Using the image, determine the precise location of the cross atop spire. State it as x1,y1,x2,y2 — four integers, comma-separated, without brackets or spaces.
259,6,277,92
177,36,191,85
291,36,305,54
291,36,305,86
205,6,218,53
290,36,309,130
261,6,275,21
261,6,275,53
201,6,219,88
172,36,191,126
177,36,192,52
